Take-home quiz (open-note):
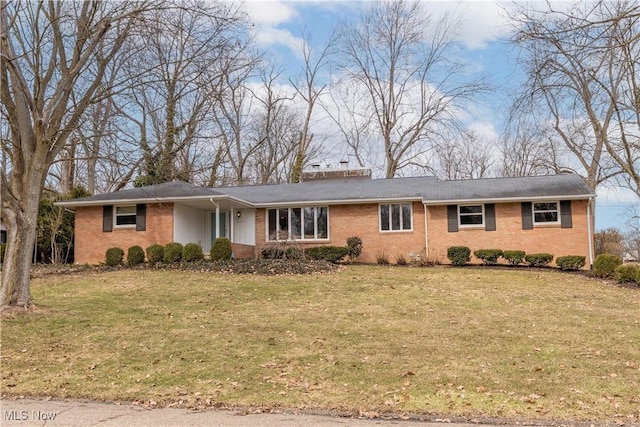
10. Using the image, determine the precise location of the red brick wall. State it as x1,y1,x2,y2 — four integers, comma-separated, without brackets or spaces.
74,203,174,264
426,200,592,266
232,243,256,259
254,203,427,263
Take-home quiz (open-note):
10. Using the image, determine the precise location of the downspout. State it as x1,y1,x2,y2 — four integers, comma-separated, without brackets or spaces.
587,199,594,267
423,203,429,260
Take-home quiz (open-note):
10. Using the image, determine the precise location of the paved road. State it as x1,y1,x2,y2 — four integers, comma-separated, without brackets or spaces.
0,398,493,427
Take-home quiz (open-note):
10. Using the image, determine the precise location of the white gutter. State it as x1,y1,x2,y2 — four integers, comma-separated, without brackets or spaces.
587,202,594,267
56,194,255,209
422,193,597,206
423,203,429,260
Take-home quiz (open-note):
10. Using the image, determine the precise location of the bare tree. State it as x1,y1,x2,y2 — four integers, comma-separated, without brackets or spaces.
210,54,262,186
0,1,153,308
288,31,336,183
324,79,378,170
509,0,640,196
500,113,563,177
431,131,495,180
249,66,299,184
336,0,485,178
126,1,249,186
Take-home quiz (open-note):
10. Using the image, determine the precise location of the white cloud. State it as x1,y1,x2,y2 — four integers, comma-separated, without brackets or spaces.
242,1,303,53
418,1,512,50
243,0,297,26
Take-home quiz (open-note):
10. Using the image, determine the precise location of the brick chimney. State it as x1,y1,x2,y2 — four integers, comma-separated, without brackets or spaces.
300,162,372,182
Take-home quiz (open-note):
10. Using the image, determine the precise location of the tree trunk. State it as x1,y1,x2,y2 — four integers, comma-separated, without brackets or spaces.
1,169,45,307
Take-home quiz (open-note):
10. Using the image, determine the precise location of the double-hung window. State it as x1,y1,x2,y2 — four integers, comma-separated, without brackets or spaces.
115,205,137,227
533,202,559,224
267,207,328,241
379,203,412,231
459,205,484,227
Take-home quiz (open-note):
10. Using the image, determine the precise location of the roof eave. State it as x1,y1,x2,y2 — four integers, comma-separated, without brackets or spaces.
55,195,255,209
422,193,596,206
254,196,424,207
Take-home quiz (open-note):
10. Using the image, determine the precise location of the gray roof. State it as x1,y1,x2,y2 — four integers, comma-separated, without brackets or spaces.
421,174,594,204
57,173,594,208
66,181,222,203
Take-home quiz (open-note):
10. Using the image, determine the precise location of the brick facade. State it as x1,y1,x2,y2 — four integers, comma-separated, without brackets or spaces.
255,202,427,263
74,203,174,264
426,200,591,265
74,199,592,267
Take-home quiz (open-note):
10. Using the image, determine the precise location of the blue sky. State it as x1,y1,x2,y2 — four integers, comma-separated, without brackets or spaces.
239,0,639,231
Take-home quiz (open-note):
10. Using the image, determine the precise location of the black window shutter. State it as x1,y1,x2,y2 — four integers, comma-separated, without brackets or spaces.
560,200,572,228
136,204,147,231
485,204,496,231
103,205,113,232
521,202,533,230
447,205,458,232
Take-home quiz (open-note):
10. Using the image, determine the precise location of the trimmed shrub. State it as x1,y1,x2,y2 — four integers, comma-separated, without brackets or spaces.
474,249,503,265
346,236,363,261
211,237,232,261
592,253,622,278
305,245,348,263
447,246,471,266
502,250,526,266
127,245,145,266
105,247,124,266
164,242,184,263
146,244,164,265
614,264,639,283
555,255,586,271
524,253,554,267
183,243,204,262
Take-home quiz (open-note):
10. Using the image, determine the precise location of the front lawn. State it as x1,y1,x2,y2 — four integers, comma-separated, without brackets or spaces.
1,266,639,423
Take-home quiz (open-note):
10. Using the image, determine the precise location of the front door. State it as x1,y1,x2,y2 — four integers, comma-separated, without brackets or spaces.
211,211,227,241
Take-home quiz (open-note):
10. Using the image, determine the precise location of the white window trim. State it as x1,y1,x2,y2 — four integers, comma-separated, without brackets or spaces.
266,206,330,242
458,204,485,228
532,200,561,225
379,203,413,233
113,205,137,228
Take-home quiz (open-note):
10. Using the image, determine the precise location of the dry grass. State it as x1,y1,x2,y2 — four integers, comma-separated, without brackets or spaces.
1,265,639,423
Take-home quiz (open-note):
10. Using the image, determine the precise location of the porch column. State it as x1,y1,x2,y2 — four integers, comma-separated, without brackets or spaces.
215,204,220,240
230,208,235,243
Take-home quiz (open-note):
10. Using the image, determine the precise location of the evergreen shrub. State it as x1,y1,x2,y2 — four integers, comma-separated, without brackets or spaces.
502,250,525,266
524,253,554,267
305,246,348,263
447,246,471,266
146,244,164,264
474,249,503,265
211,238,232,261
592,254,622,278
164,242,184,263
105,247,124,266
127,245,145,266
555,255,586,271
614,264,639,284
183,243,204,262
